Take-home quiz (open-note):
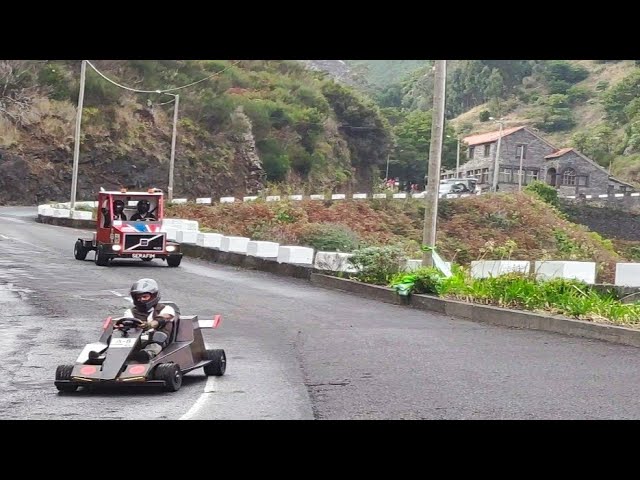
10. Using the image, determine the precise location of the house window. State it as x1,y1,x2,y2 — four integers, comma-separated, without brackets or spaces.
562,168,577,185
481,168,489,183
515,144,527,160
513,169,524,184
469,147,475,159
466,171,473,178
500,168,512,183
525,170,539,184
484,144,491,157
577,175,588,186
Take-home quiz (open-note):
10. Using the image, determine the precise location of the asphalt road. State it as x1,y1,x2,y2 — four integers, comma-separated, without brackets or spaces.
2,206,640,419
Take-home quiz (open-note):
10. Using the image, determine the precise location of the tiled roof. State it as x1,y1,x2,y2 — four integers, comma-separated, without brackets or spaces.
544,147,574,159
463,126,525,146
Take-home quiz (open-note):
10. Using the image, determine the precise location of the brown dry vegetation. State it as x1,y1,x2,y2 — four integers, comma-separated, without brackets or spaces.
167,192,627,283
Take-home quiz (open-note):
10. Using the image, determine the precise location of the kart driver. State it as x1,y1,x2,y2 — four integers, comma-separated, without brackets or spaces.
123,278,176,362
88,278,176,363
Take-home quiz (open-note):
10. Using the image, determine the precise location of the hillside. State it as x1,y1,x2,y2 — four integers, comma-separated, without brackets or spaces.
0,60,393,205
341,60,640,187
165,191,627,283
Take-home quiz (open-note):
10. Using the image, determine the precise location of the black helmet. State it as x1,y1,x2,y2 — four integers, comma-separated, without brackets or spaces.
137,200,150,214
113,200,125,214
130,278,160,312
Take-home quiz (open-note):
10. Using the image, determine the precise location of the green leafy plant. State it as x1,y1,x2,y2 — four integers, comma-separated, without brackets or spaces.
348,245,406,285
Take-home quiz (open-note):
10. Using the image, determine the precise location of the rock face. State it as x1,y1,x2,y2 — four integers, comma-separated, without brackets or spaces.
0,107,267,205
298,60,360,87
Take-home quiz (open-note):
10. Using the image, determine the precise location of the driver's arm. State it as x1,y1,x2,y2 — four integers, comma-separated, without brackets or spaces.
148,305,175,329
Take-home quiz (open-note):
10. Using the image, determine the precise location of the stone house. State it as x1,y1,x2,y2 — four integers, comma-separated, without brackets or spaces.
441,126,634,195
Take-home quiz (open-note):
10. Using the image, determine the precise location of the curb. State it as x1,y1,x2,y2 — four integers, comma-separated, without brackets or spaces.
36,215,640,348
309,273,640,349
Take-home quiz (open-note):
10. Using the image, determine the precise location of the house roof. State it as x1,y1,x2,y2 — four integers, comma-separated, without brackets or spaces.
463,126,526,146
544,147,574,159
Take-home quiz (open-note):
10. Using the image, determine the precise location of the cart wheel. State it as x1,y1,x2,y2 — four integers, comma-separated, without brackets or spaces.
94,247,109,266
167,255,182,267
74,240,88,260
203,349,226,376
55,364,78,393
154,363,182,392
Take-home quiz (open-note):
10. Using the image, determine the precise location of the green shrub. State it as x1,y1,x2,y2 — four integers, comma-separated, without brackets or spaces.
348,245,406,285
479,110,491,122
389,267,444,296
300,223,361,252
525,180,559,208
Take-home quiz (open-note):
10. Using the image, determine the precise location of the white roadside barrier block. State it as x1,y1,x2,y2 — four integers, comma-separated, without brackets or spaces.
615,263,640,287
197,233,224,249
172,198,188,204
352,193,367,199
52,208,70,218
331,194,346,200
243,196,258,202
164,228,179,241
38,205,51,215
180,220,199,232
534,261,596,284
176,230,198,244
71,210,93,220
247,241,280,258
470,260,530,279
289,195,303,201
277,246,314,265
411,192,426,199
220,197,235,203
373,193,387,199
266,195,281,202
310,194,325,200
220,236,250,253
393,193,407,199
314,252,358,272
196,197,212,204
75,201,97,208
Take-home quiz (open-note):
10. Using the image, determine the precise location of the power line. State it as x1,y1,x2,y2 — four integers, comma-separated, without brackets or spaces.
85,60,243,94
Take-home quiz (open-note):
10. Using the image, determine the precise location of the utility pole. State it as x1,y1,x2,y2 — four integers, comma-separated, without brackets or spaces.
70,60,87,209
422,60,447,267
517,145,525,191
456,137,460,177
385,153,390,180
491,119,504,192
166,93,179,202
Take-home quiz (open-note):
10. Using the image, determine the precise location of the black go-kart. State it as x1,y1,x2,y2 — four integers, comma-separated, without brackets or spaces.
54,302,226,393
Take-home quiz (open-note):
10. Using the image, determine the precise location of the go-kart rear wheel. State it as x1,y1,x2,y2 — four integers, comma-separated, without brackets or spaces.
203,349,226,376
74,240,88,261
154,363,182,392
55,364,78,393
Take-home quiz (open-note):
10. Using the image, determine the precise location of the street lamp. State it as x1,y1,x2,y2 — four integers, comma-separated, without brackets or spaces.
161,91,180,203
489,117,504,192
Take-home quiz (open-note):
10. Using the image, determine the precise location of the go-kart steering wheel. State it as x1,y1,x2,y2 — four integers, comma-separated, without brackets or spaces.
114,317,145,329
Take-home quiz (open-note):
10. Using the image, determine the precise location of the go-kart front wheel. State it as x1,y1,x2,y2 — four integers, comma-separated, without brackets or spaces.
203,349,226,376
55,365,78,393
154,363,182,392
166,255,182,267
